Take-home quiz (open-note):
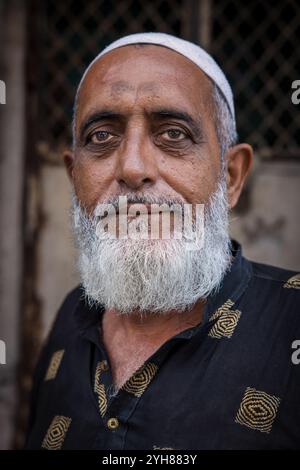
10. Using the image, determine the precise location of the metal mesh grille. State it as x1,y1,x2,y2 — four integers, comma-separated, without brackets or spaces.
36,0,190,160
211,0,300,157
34,0,300,160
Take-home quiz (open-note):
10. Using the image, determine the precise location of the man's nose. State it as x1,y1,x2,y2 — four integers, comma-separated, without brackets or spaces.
115,129,158,190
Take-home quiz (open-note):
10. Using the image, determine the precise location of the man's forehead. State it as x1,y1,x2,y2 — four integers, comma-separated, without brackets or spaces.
80,44,211,85
74,32,235,120
76,45,213,119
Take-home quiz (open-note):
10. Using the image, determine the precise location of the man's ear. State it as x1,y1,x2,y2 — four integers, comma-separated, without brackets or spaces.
225,143,253,209
63,149,75,183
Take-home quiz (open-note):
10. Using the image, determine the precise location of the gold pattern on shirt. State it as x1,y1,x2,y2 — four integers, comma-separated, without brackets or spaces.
235,387,280,434
94,360,108,391
122,362,158,397
97,383,108,417
41,415,71,450
283,273,300,289
44,350,65,381
208,299,241,339
209,299,234,322
94,360,108,417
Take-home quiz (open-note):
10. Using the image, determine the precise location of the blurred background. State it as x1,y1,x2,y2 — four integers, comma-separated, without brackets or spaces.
0,0,299,450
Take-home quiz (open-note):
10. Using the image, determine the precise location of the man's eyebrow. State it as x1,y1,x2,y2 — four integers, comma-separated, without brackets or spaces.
79,107,204,141
149,108,203,138
79,110,122,140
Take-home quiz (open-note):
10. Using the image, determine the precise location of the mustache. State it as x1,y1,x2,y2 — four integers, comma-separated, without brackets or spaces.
87,194,190,222
96,193,187,209
72,192,189,230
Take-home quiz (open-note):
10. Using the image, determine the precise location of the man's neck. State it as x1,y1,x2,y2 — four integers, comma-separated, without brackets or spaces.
102,299,206,345
100,299,206,389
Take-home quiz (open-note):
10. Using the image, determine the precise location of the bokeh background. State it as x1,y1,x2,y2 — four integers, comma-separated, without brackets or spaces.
0,0,299,449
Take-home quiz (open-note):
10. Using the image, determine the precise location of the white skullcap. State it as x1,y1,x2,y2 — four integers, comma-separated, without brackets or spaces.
77,32,235,119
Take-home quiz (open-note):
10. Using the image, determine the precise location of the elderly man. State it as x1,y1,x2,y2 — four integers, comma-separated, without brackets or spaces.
25,32,300,450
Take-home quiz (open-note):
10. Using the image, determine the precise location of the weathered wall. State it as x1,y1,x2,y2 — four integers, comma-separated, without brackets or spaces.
231,159,300,271
0,0,25,450
37,166,78,340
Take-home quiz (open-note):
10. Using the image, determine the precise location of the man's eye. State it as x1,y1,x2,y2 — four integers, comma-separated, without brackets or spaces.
162,129,187,141
89,130,113,143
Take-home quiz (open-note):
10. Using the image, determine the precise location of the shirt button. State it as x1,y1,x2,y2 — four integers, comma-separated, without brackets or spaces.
107,417,119,430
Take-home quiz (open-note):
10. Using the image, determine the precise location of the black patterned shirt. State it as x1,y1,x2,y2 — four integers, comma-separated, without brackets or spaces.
25,240,300,450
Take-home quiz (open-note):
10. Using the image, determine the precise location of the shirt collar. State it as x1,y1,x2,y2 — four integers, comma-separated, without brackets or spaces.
202,239,252,323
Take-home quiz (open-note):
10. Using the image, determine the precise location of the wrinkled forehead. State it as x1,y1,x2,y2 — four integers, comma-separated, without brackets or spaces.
75,44,214,124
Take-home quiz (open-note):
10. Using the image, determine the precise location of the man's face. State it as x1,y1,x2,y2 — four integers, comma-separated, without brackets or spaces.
66,44,247,314
72,44,221,213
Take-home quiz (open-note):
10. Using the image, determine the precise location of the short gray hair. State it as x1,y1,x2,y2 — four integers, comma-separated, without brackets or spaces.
211,82,238,163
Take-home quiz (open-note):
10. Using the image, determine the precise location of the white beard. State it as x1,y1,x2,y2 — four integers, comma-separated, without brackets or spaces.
71,177,232,315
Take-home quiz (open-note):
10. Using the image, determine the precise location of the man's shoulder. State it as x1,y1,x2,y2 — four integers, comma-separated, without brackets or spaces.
248,258,300,297
250,259,299,282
